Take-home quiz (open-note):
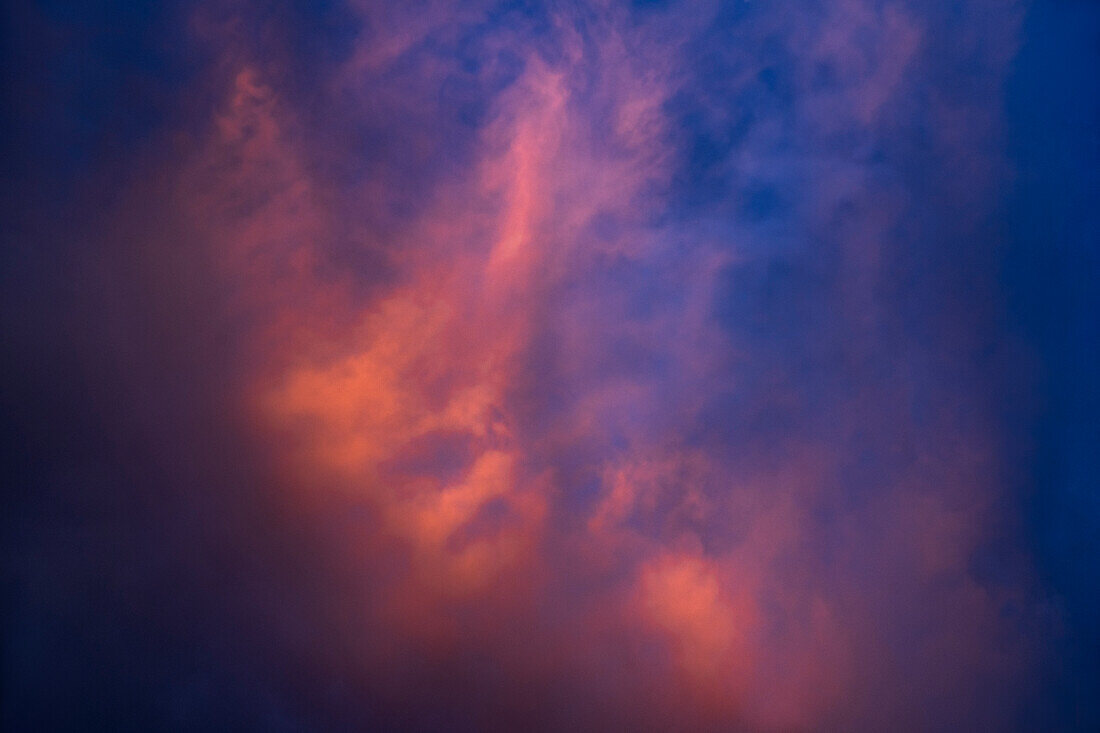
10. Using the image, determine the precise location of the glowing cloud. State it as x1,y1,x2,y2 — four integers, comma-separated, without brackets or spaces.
5,0,1057,729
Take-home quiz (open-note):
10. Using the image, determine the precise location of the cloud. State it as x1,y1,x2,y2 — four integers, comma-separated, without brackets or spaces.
5,0,1065,729
169,0,1034,728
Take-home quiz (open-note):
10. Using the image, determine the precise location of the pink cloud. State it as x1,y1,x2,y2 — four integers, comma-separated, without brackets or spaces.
153,0,1034,727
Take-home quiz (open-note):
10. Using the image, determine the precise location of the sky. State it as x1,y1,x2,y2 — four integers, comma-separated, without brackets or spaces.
1,1,1098,730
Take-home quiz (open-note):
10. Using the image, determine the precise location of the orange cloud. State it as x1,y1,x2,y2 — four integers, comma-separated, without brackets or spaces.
163,1,1033,727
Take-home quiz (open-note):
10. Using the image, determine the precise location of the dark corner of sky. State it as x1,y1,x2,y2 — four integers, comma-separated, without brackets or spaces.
1,0,1098,731
1003,0,1100,726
